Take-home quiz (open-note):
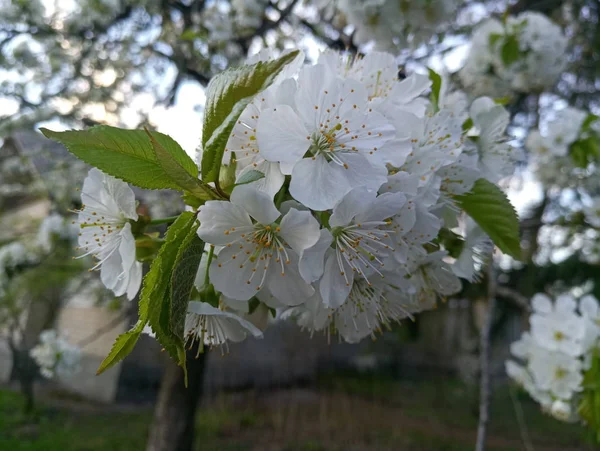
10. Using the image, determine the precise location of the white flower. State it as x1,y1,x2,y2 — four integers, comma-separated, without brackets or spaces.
469,97,516,183
225,50,305,197
550,399,576,422
584,197,600,228
543,107,587,157
401,109,465,185
77,168,142,300
232,0,266,29
197,185,320,303
579,294,600,351
184,301,263,352
505,360,553,408
528,347,583,400
303,187,405,308
460,13,568,96
379,172,442,263
30,329,81,379
37,213,77,252
452,218,494,282
337,0,459,49
530,294,586,356
203,4,233,43
396,250,462,310
256,63,395,210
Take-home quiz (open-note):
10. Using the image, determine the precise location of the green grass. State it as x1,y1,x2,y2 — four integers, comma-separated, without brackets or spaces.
0,390,150,451
0,373,595,451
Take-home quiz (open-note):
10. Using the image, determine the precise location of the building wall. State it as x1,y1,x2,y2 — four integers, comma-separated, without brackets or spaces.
54,306,127,403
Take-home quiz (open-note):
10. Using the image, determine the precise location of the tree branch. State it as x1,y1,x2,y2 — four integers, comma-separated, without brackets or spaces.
496,286,531,311
475,266,497,451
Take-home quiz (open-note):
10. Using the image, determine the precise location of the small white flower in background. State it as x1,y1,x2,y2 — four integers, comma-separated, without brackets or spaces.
584,197,600,228
231,0,266,29
0,242,38,297
468,97,516,183
542,107,587,157
184,301,263,353
550,399,575,422
202,4,233,43
197,185,320,303
30,330,81,379
37,213,77,253
335,0,460,50
77,168,142,300
529,294,585,357
528,347,583,399
506,292,600,422
460,13,568,97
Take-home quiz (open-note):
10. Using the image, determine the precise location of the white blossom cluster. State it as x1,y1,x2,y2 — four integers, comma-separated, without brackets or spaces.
77,50,517,347
460,12,568,97
0,242,38,297
30,329,81,379
506,293,600,422
202,0,267,44
37,213,78,253
335,0,461,50
526,107,599,189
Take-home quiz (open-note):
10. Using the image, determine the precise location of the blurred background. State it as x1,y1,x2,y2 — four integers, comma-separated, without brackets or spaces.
2,0,600,450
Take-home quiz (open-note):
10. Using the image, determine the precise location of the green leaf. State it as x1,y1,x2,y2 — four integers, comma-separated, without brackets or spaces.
235,169,265,186
145,128,215,200
579,350,600,444
571,137,599,168
427,68,442,113
582,113,599,132
96,327,143,375
144,212,198,369
493,96,511,106
200,51,300,183
462,118,474,132
40,126,198,190
489,33,503,48
455,179,521,260
170,226,203,341
500,34,521,66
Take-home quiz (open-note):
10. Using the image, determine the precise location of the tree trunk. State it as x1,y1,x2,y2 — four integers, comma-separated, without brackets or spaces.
9,341,37,414
146,348,208,451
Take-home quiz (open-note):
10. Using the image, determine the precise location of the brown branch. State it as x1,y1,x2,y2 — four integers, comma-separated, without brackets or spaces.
496,286,531,311
475,266,497,451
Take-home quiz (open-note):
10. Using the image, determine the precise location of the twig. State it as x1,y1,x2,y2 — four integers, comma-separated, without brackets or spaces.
510,385,535,451
76,311,129,349
496,286,531,312
475,266,497,451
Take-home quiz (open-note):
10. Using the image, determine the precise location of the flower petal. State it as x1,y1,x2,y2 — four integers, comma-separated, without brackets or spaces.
279,208,320,254
197,200,253,245
532,293,553,314
256,105,309,165
266,258,315,306
356,192,406,223
230,185,280,225
209,244,267,301
319,251,353,309
330,187,373,228
290,155,351,211
299,229,333,283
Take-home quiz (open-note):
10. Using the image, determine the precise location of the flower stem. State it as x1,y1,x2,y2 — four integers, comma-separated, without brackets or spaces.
204,245,214,287
148,216,179,226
